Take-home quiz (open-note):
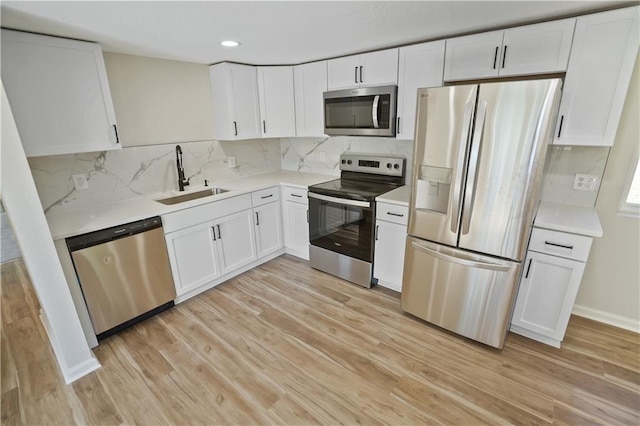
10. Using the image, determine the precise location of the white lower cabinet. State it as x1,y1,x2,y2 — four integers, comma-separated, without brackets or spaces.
165,208,257,298
510,228,592,347
254,201,283,258
373,202,409,292
282,186,309,260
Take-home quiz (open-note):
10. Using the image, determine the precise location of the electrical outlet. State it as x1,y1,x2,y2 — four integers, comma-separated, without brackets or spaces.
573,173,599,191
227,156,236,168
72,174,89,191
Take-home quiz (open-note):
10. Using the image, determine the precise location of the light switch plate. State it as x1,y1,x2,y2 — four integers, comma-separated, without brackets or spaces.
573,173,598,191
227,156,236,168
72,174,89,191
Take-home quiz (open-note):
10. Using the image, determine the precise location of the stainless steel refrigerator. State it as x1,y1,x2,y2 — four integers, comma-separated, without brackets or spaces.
401,79,562,349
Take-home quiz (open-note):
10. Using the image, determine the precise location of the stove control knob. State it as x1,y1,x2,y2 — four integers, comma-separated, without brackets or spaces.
386,163,392,169
347,160,352,165
341,159,346,164
394,163,400,169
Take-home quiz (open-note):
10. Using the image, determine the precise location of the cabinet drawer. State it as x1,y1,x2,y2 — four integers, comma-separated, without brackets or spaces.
528,228,592,262
282,186,308,204
251,186,280,207
162,194,252,234
376,202,409,226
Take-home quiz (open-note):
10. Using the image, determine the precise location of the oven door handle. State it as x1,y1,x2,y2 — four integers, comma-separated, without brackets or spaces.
308,192,371,208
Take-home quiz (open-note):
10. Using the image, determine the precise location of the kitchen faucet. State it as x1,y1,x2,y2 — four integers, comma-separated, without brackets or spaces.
176,145,190,191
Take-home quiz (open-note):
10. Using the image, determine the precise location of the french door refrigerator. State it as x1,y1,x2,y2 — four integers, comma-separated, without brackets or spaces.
401,79,562,348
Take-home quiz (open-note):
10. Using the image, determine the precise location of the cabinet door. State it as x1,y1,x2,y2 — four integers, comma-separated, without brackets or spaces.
500,19,575,77
230,63,262,140
444,30,504,81
257,66,296,138
215,209,258,273
209,62,237,140
396,41,445,140
511,251,585,342
210,62,261,140
294,61,327,137
254,202,284,258
554,7,639,146
283,200,309,260
165,222,221,296
327,55,361,90
373,220,407,292
359,48,399,87
1,29,119,157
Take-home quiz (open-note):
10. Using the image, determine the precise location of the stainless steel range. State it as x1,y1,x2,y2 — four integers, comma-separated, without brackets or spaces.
308,153,405,288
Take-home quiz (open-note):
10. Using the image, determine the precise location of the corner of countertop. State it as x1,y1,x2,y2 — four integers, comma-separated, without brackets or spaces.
534,201,603,238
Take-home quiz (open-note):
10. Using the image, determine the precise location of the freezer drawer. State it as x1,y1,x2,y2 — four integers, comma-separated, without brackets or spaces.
401,237,521,348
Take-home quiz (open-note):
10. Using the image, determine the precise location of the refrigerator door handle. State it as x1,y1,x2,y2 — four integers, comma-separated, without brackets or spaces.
411,241,512,272
372,95,380,129
450,100,475,233
461,100,487,235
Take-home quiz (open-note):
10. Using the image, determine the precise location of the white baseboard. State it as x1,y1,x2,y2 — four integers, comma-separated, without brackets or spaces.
39,310,102,384
572,304,640,333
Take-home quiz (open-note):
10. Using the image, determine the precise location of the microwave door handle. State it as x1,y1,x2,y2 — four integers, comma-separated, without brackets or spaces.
451,99,475,233
372,95,380,129
461,100,487,235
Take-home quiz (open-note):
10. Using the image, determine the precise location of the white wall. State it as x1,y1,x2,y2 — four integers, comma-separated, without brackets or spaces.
574,55,640,331
1,82,101,383
103,52,215,146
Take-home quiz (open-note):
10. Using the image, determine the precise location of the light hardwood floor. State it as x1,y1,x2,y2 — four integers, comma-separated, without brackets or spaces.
2,255,639,425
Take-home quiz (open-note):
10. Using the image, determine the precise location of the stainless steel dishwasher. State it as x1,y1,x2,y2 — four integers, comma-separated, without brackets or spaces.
66,216,176,340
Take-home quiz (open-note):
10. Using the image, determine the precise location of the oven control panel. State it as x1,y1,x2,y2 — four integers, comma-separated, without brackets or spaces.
339,153,405,177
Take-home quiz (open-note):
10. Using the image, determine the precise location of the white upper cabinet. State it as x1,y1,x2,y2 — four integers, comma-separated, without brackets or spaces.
444,19,576,81
209,62,261,140
444,30,505,81
396,41,445,140
327,48,399,90
554,6,639,146
257,66,296,138
1,29,119,157
294,61,327,137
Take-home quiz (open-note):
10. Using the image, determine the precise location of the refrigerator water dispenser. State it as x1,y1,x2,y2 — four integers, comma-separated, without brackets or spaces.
415,166,451,214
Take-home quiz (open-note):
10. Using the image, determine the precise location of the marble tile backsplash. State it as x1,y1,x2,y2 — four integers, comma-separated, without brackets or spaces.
29,139,281,213
540,145,610,207
281,136,415,184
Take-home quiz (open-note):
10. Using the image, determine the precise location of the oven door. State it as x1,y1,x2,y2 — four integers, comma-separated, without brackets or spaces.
308,192,374,262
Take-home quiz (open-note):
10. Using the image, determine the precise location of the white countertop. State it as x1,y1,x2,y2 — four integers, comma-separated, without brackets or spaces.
534,201,603,238
376,185,411,206
47,170,334,240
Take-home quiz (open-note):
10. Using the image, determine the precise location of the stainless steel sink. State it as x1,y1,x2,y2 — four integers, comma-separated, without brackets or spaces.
155,188,229,205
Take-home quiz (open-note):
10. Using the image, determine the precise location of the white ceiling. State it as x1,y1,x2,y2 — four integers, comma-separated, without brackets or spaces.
1,1,634,65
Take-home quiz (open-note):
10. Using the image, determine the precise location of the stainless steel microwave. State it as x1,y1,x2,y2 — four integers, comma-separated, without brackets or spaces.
323,85,397,136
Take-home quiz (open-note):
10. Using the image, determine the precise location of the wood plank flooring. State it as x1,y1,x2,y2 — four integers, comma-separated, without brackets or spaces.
2,255,639,425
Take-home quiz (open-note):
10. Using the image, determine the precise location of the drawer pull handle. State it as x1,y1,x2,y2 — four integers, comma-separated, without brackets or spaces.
387,212,404,217
544,241,573,250
291,194,302,198
525,258,532,279
261,194,274,199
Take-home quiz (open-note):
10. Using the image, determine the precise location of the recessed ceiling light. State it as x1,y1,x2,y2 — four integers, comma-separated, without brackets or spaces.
220,40,240,47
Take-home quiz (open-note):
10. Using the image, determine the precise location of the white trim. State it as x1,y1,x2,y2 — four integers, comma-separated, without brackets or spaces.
618,153,640,218
572,304,640,333
509,324,561,348
39,310,101,384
